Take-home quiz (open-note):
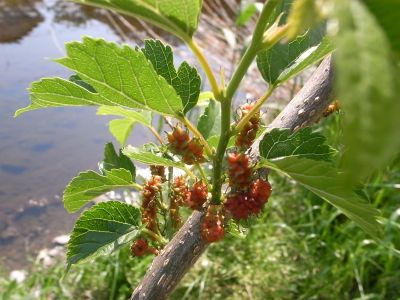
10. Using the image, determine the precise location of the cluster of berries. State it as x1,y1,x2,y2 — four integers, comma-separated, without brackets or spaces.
201,205,225,243
141,175,162,232
235,103,260,149
170,177,208,227
224,152,272,220
167,125,205,165
186,181,208,210
131,238,158,257
170,176,190,229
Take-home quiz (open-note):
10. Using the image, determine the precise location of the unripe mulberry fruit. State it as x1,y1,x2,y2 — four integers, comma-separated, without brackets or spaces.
250,179,272,206
227,152,253,189
167,125,190,154
224,193,253,220
182,138,205,165
186,181,208,210
150,165,166,182
201,205,224,243
167,126,205,165
224,179,272,220
131,239,158,256
170,176,189,229
235,103,260,149
142,176,162,232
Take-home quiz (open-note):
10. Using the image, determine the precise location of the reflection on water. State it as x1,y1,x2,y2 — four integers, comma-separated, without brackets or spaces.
0,0,156,269
0,0,43,43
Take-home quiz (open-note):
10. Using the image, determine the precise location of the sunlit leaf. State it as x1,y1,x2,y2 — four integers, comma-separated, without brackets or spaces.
73,0,202,39
16,37,183,117
256,26,325,85
67,201,141,265
100,142,135,178
142,40,201,114
97,106,152,127
197,100,218,139
236,3,263,26
276,36,334,84
63,168,135,213
123,145,186,170
97,106,152,146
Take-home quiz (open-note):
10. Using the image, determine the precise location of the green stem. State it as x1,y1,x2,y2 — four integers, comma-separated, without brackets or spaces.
109,251,120,300
187,39,221,100
210,0,281,204
182,165,196,179
225,0,281,101
196,163,209,185
148,126,164,144
141,228,168,246
234,85,275,133
181,116,213,157
211,98,231,203
131,182,143,191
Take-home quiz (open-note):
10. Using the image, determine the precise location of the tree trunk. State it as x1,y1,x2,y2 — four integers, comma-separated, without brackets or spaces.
130,56,334,300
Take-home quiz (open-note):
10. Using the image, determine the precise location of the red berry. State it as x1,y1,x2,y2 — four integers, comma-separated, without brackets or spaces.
235,103,260,149
142,176,162,232
250,179,272,205
186,181,208,210
167,126,205,165
131,239,158,256
169,176,190,229
227,152,253,189
131,239,149,256
201,205,224,243
168,125,190,154
224,179,272,220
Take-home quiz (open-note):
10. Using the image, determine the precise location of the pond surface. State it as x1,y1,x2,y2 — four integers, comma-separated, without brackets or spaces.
0,0,173,269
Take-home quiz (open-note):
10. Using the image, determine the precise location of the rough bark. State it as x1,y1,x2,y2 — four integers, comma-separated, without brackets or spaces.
130,56,334,300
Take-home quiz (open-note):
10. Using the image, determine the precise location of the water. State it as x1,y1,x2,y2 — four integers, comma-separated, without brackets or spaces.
0,0,160,269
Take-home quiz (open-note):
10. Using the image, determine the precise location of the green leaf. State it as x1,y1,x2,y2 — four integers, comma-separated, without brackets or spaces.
101,143,136,178
73,0,202,38
207,135,234,149
259,127,333,161
97,106,152,146
142,40,201,114
259,157,382,239
276,36,334,84
335,0,400,183
236,3,262,26
197,100,218,139
16,37,183,117
198,91,215,102
256,26,325,85
363,0,400,55
97,106,152,127
286,0,322,40
63,168,135,213
108,119,135,146
123,145,186,170
69,75,96,92
67,201,141,265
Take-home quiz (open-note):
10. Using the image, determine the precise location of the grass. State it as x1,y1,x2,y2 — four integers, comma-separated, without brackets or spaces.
1,115,399,299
